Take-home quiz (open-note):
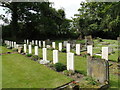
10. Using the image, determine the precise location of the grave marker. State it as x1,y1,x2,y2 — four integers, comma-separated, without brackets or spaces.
52,42,55,49
87,45,93,56
28,45,32,54
102,47,108,60
35,46,38,55
43,41,45,48
59,43,62,51
24,44,27,53
76,44,80,55
67,52,74,71
66,43,70,53
39,41,41,47
53,50,58,64
43,48,47,60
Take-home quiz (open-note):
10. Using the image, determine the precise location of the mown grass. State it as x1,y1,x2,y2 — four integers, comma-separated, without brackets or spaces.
2,53,72,88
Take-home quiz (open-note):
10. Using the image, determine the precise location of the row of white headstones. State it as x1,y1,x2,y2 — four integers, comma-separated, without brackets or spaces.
4,40,109,71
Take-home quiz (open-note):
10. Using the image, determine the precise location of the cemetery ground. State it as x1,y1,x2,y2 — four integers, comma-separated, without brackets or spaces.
1,38,119,88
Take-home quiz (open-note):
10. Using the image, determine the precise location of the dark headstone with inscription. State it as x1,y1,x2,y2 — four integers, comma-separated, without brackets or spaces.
87,55,109,84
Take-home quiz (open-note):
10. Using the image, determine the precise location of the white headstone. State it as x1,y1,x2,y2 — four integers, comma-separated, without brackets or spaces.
32,40,34,45
87,45,93,56
27,39,29,44
28,45,32,54
24,40,26,44
102,47,108,60
39,41,41,47
63,41,68,47
53,50,58,64
12,41,14,48
35,40,38,45
67,52,74,71
52,42,55,49
14,42,16,48
59,43,62,51
76,44,80,55
30,42,32,45
24,44,27,53
35,46,38,55
66,43,70,53
43,48,47,60
43,41,45,48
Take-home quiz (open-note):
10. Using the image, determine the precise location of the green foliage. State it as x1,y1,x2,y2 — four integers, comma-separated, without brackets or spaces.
26,53,32,57
12,48,18,52
63,70,75,76
32,55,39,61
84,76,98,85
61,48,66,53
54,63,66,72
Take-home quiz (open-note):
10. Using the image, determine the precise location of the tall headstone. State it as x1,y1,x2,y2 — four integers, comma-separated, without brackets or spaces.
76,44,80,55
24,40,26,44
43,41,45,48
53,50,58,64
102,47,108,60
12,41,14,48
52,42,55,49
35,46,38,55
39,41,41,47
28,45,32,54
67,52,74,71
66,43,70,53
87,45,93,56
59,43,62,51
32,40,34,45
35,40,38,45
24,44,27,53
14,42,16,48
63,41,68,47
43,48,47,60
27,39,29,45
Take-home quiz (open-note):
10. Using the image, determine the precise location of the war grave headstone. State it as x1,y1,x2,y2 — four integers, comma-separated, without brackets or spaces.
87,45,93,56
67,52,74,71
35,46,38,56
59,43,62,51
53,50,58,64
102,47,108,60
76,44,80,55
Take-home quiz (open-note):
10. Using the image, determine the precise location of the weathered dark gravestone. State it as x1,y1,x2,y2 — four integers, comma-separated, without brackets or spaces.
87,55,109,84
117,37,120,62
85,35,94,45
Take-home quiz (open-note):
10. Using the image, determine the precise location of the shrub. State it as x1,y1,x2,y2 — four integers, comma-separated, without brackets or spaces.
26,53,32,57
32,55,39,61
63,70,75,76
84,76,98,85
54,63,66,72
62,48,66,53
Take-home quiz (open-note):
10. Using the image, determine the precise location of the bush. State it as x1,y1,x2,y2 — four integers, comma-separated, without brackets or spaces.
63,70,75,76
26,53,32,57
84,76,98,85
62,48,66,53
32,55,39,61
54,63,66,72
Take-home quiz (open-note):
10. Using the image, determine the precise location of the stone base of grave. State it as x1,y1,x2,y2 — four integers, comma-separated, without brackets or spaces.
39,60,50,64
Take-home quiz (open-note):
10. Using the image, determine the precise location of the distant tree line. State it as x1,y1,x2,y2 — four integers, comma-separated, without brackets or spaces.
0,1,120,41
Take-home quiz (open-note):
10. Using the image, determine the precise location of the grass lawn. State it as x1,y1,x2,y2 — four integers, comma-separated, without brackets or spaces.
0,46,13,53
2,53,72,88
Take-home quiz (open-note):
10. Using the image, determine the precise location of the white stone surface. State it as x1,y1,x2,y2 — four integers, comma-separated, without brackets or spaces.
66,43,70,53
32,40,34,45
24,40,26,44
67,52,74,71
87,45,93,56
53,50,58,64
59,43,62,51
43,41,45,48
63,41,68,47
76,44,80,55
35,46,38,55
27,39,29,44
28,45,32,54
42,48,47,60
52,42,55,49
39,41,41,47
12,41,14,48
24,44,27,53
102,47,108,60
35,40,38,45
14,42,16,48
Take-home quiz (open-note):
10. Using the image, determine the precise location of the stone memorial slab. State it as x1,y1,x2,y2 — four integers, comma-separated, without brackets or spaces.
43,41,45,48
35,46,38,55
27,39,29,45
102,47,108,60
63,41,68,47
32,40,34,45
39,41,41,47
87,45,93,56
67,52,74,71
52,42,55,49
76,44,80,55
66,43,70,53
53,50,58,64
24,44,27,53
28,45,32,54
59,43,62,51
35,40,38,45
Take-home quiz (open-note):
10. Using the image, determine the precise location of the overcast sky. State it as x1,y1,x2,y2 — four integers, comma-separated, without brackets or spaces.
0,0,85,24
